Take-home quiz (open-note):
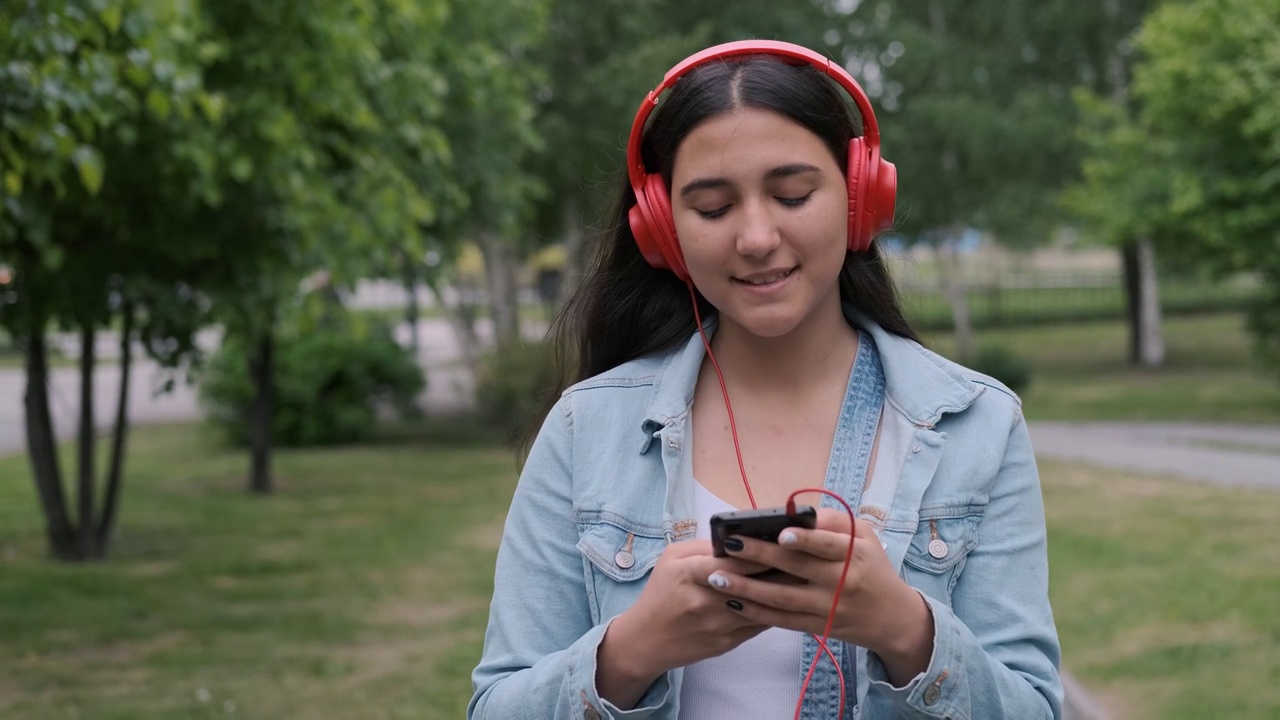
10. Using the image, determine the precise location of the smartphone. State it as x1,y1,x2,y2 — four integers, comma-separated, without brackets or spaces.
709,504,818,558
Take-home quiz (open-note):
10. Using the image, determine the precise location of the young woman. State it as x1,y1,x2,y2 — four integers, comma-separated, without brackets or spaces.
469,40,1062,720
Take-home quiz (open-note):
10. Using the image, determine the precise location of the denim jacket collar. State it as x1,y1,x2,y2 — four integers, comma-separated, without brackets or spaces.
638,303,984,447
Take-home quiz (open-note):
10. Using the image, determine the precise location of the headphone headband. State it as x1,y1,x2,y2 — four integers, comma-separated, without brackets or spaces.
626,40,880,190
624,39,896,278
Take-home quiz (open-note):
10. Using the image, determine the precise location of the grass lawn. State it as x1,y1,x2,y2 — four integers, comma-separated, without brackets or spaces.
1044,459,1280,719
2,423,1278,718
923,313,1280,424
0,423,513,720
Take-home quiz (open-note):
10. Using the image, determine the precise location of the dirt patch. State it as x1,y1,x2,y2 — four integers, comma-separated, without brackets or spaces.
331,628,471,694
72,631,190,666
336,586,481,693
207,575,243,591
1110,618,1251,660
1091,681,1150,720
458,514,506,551
122,560,178,578
0,674,21,709
373,598,478,628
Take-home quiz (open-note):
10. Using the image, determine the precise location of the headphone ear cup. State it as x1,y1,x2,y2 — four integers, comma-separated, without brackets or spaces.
846,138,869,252
629,173,689,281
629,185,665,270
869,150,897,243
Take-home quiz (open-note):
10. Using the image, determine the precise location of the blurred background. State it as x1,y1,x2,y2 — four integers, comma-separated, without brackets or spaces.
1,0,1278,718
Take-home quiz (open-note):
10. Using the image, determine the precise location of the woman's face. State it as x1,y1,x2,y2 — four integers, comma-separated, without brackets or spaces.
670,107,848,340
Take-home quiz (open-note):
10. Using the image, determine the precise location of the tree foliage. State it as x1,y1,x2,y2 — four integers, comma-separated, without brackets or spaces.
0,0,221,560
1128,0,1280,368
0,0,552,554
1066,0,1280,371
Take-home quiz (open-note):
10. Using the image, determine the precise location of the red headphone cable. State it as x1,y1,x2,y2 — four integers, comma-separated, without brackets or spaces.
687,282,856,719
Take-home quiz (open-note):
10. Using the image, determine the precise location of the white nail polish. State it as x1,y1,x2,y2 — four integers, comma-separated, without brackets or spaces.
779,531,797,545
708,573,729,589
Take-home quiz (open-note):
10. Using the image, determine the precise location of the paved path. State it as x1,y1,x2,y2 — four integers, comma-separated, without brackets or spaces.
0,318,479,457
1027,421,1280,491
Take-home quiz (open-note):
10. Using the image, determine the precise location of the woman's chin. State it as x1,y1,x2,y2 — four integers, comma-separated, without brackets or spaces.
721,311,804,340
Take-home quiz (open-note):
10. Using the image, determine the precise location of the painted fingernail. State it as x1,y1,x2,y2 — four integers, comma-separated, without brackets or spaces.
726,599,744,611
778,531,797,545
723,537,744,552
708,572,730,589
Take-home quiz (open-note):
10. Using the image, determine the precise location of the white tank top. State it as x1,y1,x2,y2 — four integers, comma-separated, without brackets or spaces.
677,480,805,719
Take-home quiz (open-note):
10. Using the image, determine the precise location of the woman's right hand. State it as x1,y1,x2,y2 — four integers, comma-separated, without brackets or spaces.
595,539,771,709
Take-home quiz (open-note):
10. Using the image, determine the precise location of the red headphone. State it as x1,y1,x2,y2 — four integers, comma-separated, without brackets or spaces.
626,40,897,282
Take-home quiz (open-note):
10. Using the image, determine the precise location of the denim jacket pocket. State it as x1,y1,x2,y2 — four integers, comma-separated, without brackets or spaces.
575,511,666,623
901,505,984,605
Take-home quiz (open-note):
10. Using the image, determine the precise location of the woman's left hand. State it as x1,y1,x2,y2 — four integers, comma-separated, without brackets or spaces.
709,508,934,681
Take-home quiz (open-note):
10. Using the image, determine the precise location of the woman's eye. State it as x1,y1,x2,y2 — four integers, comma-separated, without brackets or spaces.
778,191,815,208
696,205,731,220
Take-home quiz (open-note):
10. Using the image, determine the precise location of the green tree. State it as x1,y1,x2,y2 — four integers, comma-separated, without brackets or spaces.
834,1,1167,361
429,0,548,352
192,0,443,494
1127,0,1280,372
0,0,222,559
1056,0,1167,369
834,1,1092,357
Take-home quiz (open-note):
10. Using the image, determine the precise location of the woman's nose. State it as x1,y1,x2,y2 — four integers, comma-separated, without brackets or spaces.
734,198,781,258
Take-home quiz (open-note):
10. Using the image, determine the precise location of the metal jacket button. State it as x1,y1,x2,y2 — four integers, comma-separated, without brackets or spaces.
923,683,941,705
928,539,949,559
614,550,635,569
584,707,602,720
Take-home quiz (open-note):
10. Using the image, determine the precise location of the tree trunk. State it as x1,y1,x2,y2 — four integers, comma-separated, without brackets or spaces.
933,235,974,361
402,256,420,357
97,304,134,555
927,2,973,360
76,322,98,560
247,332,274,495
1133,236,1165,369
1105,2,1164,371
477,229,520,347
23,330,77,560
426,273,482,373
1122,241,1142,363
1120,239,1166,368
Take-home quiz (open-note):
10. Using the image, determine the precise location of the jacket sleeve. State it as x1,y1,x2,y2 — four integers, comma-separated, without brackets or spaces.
866,409,1064,719
468,395,677,720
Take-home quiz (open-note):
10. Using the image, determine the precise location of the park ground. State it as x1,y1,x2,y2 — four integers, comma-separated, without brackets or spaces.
2,312,1279,719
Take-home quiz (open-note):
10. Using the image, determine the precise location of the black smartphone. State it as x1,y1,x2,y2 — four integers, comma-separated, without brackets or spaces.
709,504,818,558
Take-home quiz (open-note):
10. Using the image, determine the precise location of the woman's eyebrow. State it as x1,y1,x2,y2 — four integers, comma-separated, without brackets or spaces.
678,163,822,198
763,163,822,180
679,177,731,197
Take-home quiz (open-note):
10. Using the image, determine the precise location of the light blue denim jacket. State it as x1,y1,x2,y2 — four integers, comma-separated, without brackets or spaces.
469,311,1063,719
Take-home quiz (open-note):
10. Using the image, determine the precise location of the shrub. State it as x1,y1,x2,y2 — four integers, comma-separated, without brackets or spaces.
969,343,1033,395
474,340,558,444
199,320,425,447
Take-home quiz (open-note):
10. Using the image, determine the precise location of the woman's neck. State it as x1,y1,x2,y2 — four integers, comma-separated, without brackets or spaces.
706,298,859,396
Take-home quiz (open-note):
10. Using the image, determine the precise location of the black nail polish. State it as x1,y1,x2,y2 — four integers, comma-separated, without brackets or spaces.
723,537,744,552
726,599,744,611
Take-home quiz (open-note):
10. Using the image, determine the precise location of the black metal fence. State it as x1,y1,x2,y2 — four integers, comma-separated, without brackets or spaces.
899,272,1262,331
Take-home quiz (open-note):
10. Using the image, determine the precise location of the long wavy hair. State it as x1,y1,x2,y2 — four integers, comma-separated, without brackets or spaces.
522,55,918,454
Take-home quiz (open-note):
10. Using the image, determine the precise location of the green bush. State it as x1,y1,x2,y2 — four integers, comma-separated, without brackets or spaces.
475,340,558,444
968,343,1033,395
199,320,425,447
